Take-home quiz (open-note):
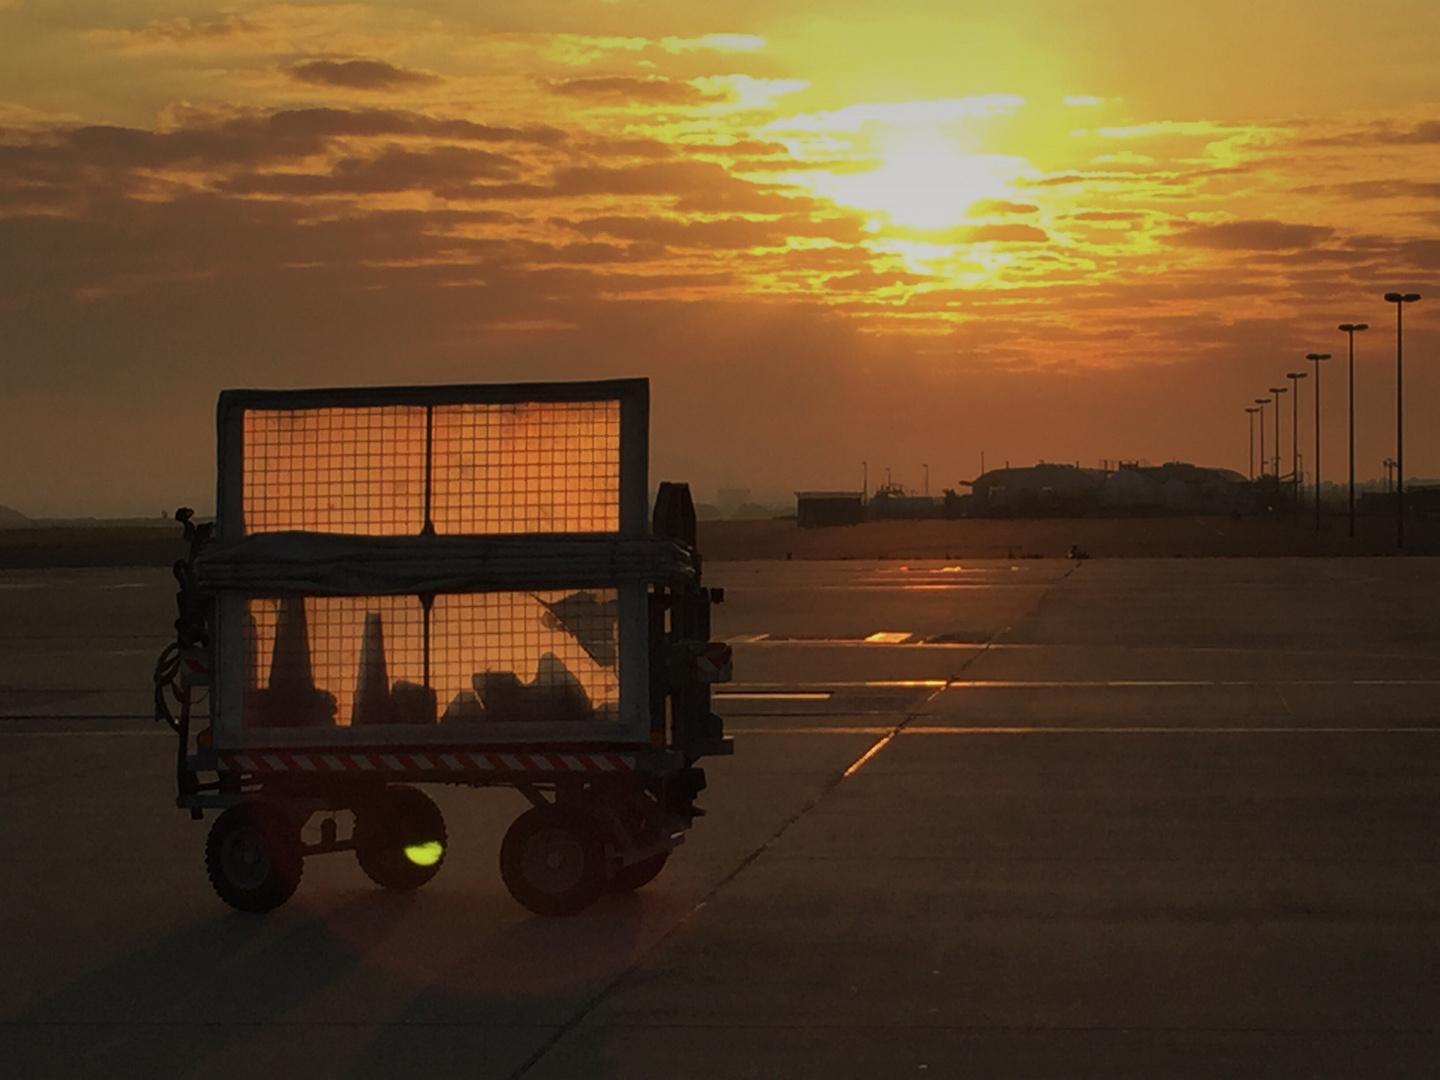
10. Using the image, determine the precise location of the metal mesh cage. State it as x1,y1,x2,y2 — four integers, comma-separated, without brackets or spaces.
242,590,620,729
241,401,621,537
243,407,427,536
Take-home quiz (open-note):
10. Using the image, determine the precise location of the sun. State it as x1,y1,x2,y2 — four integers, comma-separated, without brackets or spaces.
805,131,1033,231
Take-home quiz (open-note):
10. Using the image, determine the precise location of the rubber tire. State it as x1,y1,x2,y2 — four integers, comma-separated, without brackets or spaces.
500,805,606,917
354,786,447,892
206,802,303,913
609,851,669,893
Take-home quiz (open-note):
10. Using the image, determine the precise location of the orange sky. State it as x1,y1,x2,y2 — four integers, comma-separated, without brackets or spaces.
1,1,1437,515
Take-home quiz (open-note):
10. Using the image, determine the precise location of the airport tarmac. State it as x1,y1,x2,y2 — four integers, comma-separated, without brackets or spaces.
2,558,1440,1077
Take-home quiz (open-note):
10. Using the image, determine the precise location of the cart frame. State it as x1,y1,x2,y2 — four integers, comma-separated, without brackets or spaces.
158,377,730,915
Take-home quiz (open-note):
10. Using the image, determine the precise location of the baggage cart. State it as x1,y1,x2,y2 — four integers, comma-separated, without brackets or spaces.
154,378,731,915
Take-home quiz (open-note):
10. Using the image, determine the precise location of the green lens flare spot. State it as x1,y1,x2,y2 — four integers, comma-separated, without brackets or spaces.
404,841,444,866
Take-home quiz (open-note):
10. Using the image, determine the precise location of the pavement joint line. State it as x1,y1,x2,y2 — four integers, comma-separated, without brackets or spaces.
509,717,921,1076
502,571,1092,1079
836,560,1086,779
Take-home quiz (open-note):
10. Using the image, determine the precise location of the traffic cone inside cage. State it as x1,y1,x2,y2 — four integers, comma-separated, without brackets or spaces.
260,597,337,727
269,597,315,694
353,611,397,725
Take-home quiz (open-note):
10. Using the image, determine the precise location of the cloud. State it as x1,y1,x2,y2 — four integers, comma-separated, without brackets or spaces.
563,213,864,249
546,76,722,106
660,34,765,53
1405,239,1440,270
1168,219,1333,251
950,224,1050,243
1308,120,1440,147
99,14,254,46
290,59,440,91
221,146,523,196
968,199,1039,216
1323,179,1440,201
769,95,1024,133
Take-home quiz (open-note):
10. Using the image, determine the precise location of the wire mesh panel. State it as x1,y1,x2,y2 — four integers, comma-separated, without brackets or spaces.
239,399,621,537
432,590,620,723
430,401,621,534
244,596,427,728
243,407,428,536
240,590,620,729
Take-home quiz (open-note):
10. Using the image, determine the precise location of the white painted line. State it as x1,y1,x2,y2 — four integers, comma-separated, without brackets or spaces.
0,729,169,737
944,680,1440,688
864,632,914,644
903,725,1440,735
740,639,979,648
727,726,893,735
718,682,945,693
726,633,770,644
714,692,833,701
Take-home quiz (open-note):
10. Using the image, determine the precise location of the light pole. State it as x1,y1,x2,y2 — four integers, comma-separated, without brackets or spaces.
1269,385,1288,488
1306,353,1329,530
1385,292,1421,549
1246,407,1261,480
1255,399,1271,481
923,463,929,497
1286,372,1307,513
1338,324,1368,537
862,460,868,503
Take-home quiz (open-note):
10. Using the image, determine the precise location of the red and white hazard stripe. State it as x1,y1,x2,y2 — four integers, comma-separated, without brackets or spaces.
218,750,637,775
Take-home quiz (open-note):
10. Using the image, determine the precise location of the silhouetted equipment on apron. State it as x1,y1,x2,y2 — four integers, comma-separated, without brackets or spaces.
154,379,731,916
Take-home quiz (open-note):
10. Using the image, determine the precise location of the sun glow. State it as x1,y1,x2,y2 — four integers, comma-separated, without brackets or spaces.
812,141,1033,230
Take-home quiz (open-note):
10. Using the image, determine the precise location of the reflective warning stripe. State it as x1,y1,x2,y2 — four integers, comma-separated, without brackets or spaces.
218,751,637,774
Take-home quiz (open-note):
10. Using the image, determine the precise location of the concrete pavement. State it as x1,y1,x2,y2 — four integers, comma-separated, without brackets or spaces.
3,559,1440,1077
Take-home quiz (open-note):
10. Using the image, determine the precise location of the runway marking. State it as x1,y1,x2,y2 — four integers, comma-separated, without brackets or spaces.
714,692,833,701
718,680,1440,695
726,726,893,735
903,725,1440,735
741,638,979,648
943,679,1440,688
723,725,1440,736
0,729,167,736
864,631,914,644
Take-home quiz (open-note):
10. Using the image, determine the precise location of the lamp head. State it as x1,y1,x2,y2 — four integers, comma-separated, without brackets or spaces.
1255,398,1270,405
1286,372,1305,380
1386,292,1422,303
1306,353,1331,361
1339,323,1368,332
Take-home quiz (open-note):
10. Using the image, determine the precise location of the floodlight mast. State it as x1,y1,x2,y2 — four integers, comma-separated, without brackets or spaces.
1384,292,1421,549
1269,387,1288,484
1338,324,1368,537
1286,371,1307,515
1245,407,1261,480
1306,353,1330,531
1255,399,1271,482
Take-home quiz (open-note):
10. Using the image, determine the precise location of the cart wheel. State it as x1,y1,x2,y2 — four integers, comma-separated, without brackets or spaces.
500,805,606,916
609,851,669,893
205,802,303,913
355,786,447,892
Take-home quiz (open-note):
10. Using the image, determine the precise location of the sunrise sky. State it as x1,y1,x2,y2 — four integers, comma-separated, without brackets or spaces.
2,0,1437,516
